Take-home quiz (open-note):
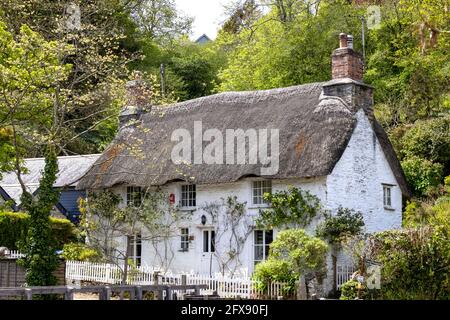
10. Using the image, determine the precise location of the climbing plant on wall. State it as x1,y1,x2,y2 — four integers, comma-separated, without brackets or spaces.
256,186,322,229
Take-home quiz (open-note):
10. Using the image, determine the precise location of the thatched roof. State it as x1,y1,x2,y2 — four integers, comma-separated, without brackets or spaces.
77,82,410,196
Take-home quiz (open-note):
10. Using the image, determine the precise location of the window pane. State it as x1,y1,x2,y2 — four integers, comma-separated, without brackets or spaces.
265,230,273,244
254,246,263,261
211,230,215,252
254,230,264,245
264,245,270,259
203,230,209,252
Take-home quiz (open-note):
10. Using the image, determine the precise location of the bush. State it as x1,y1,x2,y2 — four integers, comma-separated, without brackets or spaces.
254,229,328,297
401,156,444,196
61,243,101,262
369,227,450,299
400,116,450,166
253,259,297,295
316,207,365,244
340,280,359,300
0,211,77,250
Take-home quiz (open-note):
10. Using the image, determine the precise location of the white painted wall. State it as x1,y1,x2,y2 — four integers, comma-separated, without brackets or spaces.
326,109,402,233
113,177,327,276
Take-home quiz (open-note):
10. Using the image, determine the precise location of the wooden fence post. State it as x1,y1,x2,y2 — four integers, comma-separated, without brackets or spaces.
25,288,32,300
102,286,111,300
129,288,136,300
194,285,200,296
166,287,172,300
154,272,160,300
181,274,187,298
65,286,74,300
136,286,143,300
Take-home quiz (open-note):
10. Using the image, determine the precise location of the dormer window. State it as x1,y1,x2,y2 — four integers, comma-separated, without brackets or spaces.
181,184,196,208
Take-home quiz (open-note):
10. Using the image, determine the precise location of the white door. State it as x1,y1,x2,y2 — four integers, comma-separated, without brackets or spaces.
200,228,215,276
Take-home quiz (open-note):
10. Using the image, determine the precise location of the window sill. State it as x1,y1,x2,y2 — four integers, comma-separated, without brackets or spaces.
178,249,189,253
248,205,272,210
384,206,395,211
180,207,196,212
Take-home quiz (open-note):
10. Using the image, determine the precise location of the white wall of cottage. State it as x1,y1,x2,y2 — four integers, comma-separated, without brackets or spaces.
107,109,403,295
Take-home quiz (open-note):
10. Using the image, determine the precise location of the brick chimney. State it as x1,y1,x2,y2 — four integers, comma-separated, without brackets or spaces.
332,33,364,81
321,33,373,116
119,72,152,128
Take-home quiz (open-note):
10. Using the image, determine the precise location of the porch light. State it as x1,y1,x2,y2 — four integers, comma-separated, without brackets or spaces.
201,215,206,225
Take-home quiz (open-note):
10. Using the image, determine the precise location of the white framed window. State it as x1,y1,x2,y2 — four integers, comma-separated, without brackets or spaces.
128,234,142,267
252,180,272,205
181,184,196,208
126,186,142,207
254,230,273,265
203,229,215,253
180,228,189,252
383,184,393,208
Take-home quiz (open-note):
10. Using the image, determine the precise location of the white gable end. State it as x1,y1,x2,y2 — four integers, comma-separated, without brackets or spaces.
326,109,402,233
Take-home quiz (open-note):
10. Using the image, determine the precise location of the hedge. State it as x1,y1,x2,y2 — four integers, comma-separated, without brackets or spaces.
0,211,77,250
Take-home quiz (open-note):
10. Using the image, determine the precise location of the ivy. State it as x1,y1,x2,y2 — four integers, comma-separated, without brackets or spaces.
256,186,321,229
18,146,60,287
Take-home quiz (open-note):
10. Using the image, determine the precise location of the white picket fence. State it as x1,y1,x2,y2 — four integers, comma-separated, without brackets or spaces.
5,250,26,259
65,260,294,299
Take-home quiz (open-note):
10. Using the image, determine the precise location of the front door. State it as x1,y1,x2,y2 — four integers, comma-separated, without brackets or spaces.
200,228,215,276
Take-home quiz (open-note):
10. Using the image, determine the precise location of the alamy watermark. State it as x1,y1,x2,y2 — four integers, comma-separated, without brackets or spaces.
64,2,81,31
170,121,280,176
366,5,382,30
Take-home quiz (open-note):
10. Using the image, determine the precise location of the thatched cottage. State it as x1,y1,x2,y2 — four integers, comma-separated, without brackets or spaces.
77,33,410,294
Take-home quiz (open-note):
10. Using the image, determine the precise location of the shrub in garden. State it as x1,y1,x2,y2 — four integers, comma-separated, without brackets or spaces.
0,211,77,250
316,207,365,244
254,229,328,297
369,226,450,300
61,243,101,262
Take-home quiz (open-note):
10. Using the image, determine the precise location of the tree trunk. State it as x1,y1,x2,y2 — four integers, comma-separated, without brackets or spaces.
122,236,130,285
297,274,307,300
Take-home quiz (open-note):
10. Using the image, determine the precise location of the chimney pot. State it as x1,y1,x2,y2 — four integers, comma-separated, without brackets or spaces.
332,33,364,81
339,33,348,48
347,35,354,49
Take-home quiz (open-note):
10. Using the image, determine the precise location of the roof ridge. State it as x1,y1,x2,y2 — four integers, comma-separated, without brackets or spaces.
148,82,325,117
23,154,102,161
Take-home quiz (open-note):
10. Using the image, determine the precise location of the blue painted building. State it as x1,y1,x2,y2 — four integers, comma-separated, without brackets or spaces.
0,154,100,223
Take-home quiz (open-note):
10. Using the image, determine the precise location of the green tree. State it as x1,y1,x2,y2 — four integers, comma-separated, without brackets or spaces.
401,156,444,197
131,0,193,45
0,0,135,155
217,1,366,91
19,147,60,286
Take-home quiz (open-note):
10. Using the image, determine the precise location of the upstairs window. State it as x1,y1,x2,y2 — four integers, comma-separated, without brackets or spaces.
127,186,142,207
252,180,272,205
181,184,196,208
180,228,189,252
383,185,393,208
